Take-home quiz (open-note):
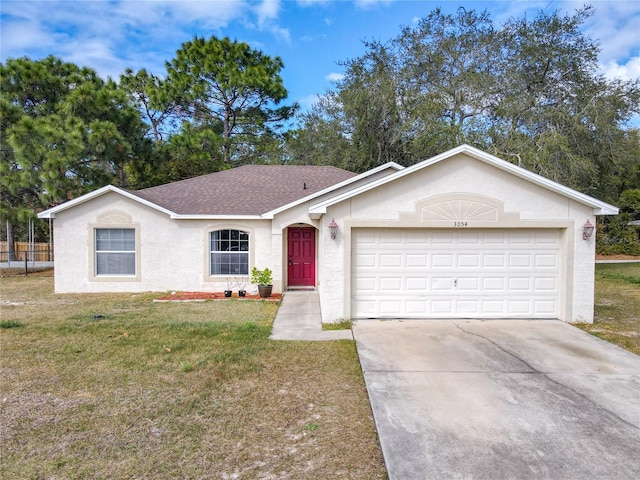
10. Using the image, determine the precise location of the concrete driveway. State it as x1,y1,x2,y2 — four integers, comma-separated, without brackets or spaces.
352,320,640,480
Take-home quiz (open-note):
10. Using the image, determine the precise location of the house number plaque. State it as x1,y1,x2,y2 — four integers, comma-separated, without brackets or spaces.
453,221,468,227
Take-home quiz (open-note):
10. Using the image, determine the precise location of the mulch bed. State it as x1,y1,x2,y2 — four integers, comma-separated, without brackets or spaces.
154,291,282,302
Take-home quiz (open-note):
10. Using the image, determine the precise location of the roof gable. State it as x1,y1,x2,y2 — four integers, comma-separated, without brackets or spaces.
310,144,618,216
262,161,404,218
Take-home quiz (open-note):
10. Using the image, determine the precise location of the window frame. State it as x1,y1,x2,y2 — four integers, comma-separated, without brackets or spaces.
89,213,141,283
94,228,137,277
209,229,250,277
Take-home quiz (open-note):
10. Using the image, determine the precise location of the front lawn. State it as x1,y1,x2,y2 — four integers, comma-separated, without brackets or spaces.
576,262,640,355
0,276,386,479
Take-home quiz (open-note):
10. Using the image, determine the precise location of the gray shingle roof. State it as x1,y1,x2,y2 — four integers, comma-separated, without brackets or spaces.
130,165,357,216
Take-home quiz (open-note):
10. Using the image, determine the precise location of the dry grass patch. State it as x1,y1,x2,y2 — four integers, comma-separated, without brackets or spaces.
576,263,640,355
0,276,386,479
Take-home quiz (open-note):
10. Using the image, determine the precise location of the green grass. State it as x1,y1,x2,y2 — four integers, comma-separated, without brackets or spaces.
593,262,640,284
322,319,353,331
576,262,640,355
0,277,387,479
0,320,22,329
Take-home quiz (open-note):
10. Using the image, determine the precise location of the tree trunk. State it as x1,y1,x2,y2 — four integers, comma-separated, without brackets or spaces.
6,221,17,262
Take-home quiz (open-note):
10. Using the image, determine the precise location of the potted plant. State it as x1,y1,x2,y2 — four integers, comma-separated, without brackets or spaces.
224,280,233,298
251,267,273,298
236,277,248,297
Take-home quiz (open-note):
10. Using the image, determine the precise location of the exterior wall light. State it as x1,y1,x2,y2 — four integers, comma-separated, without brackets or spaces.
582,219,595,240
328,218,339,240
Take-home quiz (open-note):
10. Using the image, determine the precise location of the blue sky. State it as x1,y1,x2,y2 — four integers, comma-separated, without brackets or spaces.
1,0,639,114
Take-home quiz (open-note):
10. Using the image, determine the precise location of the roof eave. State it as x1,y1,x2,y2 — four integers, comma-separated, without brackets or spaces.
171,214,264,220
263,162,404,219
37,185,177,219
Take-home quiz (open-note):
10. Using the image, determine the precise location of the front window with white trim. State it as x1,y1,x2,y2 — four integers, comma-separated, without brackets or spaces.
210,229,249,275
95,228,136,276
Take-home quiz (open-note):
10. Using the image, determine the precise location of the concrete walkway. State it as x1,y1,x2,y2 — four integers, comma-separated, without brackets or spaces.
270,290,353,341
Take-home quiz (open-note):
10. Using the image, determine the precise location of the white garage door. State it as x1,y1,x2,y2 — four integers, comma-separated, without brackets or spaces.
351,229,561,319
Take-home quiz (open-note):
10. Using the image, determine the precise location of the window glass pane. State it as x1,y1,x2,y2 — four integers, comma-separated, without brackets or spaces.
210,230,249,275
96,229,134,251
96,252,135,275
95,229,135,276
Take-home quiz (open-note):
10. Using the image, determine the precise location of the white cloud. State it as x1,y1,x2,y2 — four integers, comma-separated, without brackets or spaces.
297,93,321,111
493,1,640,82
354,0,395,9
0,0,293,79
300,33,327,42
255,0,280,27
297,0,333,6
326,72,345,82
251,0,290,42
600,57,640,82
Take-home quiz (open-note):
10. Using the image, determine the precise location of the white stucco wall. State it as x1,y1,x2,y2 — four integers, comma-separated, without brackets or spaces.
316,154,598,324
52,192,274,294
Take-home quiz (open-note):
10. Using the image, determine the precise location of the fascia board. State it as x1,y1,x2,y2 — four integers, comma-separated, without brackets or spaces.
262,161,405,219
37,185,177,219
310,144,619,216
171,214,263,220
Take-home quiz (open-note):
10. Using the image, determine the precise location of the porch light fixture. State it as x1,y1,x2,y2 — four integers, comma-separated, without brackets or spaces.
582,219,595,240
328,218,339,240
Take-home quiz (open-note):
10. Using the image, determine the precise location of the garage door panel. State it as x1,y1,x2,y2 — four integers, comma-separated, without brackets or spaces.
353,253,376,268
406,277,428,290
433,254,454,267
483,299,506,314
535,277,556,290
484,232,506,244
509,254,532,267
457,300,480,314
431,300,455,314
380,254,402,267
483,254,506,268
458,254,480,267
482,277,505,290
535,231,558,244
406,302,428,315
508,300,533,315
352,229,560,319
534,300,557,314
535,254,558,268
432,232,455,244
380,277,402,291
509,231,532,243
457,277,479,291
406,254,428,267
509,277,532,291
353,276,376,292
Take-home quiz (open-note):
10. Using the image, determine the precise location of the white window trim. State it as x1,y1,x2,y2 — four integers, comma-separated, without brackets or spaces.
204,224,255,283
89,212,141,282
209,229,250,277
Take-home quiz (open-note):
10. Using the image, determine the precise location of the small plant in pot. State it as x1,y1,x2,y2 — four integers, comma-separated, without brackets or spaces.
236,277,248,297
224,280,233,298
251,267,273,298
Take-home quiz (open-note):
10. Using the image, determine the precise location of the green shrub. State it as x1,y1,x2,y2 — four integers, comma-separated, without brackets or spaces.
0,320,23,329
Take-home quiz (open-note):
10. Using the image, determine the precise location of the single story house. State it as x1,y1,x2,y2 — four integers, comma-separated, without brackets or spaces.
38,144,617,323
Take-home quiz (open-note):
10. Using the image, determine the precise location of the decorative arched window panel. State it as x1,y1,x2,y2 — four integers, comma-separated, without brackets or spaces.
210,229,249,275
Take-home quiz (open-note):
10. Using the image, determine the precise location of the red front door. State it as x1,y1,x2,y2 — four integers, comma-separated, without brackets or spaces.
287,227,316,287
